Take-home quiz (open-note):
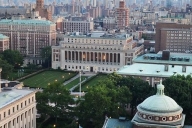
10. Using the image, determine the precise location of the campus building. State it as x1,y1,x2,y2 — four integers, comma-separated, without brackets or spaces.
155,22,192,53
0,34,9,52
132,81,185,127
0,19,56,64
117,51,192,86
0,69,37,128
52,31,144,73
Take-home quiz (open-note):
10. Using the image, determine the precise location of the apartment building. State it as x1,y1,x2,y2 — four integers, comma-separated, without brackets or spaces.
0,34,9,52
63,19,94,33
155,22,192,53
0,69,37,128
52,31,144,73
103,17,116,29
0,19,56,59
115,1,129,29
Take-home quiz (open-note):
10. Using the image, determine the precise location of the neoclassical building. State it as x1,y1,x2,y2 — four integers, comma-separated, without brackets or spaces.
132,80,185,128
52,31,144,73
0,68,37,128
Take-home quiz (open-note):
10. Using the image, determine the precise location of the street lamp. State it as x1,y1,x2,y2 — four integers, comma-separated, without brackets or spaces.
55,79,57,82
53,124,56,127
79,71,81,98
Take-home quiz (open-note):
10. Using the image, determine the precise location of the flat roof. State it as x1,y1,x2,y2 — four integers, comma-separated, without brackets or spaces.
0,19,55,26
117,63,192,77
0,34,9,39
0,89,35,109
103,118,132,128
133,53,192,66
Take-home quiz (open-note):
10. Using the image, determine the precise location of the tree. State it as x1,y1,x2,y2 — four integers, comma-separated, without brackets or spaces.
0,58,13,79
2,49,23,67
108,73,154,116
36,82,74,124
163,75,192,123
76,78,131,128
40,46,51,68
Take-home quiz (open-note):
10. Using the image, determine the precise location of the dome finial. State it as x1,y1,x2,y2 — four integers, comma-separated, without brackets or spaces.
157,79,165,95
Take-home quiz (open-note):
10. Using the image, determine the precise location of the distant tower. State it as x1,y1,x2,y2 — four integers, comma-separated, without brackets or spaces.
115,0,129,29
36,0,44,9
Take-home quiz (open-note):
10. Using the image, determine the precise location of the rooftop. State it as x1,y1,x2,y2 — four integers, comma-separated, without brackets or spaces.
117,63,192,77
65,31,131,40
0,89,35,109
0,34,9,39
133,52,192,66
103,118,132,128
0,19,55,25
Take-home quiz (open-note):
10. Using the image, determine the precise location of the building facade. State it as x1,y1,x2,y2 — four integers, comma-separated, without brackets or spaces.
35,0,52,21
63,20,94,33
103,17,116,29
0,68,37,128
115,0,129,29
0,19,56,59
155,22,192,53
0,34,9,52
117,51,192,86
52,31,144,73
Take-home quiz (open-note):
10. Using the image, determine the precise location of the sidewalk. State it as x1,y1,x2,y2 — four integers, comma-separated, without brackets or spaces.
15,69,46,81
63,74,79,85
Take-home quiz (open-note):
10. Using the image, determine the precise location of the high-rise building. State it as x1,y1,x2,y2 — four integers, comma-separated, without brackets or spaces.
115,0,129,29
35,0,52,21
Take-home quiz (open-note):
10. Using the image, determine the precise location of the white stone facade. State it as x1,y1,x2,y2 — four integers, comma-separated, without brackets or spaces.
52,32,144,73
0,90,36,128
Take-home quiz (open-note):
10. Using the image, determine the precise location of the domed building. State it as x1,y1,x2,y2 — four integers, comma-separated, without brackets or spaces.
131,80,186,128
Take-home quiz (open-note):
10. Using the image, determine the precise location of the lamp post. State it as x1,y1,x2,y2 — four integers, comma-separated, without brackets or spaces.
79,71,81,98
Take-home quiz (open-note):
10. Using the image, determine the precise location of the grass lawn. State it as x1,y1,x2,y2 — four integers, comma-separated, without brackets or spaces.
74,74,108,92
64,76,88,90
7,69,39,80
22,71,77,88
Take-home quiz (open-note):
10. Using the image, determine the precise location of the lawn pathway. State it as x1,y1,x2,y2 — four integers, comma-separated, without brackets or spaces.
68,72,96,92
15,69,46,81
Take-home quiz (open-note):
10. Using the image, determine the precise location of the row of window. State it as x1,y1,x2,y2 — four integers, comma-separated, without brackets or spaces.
0,96,34,120
63,45,121,50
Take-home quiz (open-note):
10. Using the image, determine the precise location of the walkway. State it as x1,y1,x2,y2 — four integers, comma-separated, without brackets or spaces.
63,72,96,91
15,69,46,81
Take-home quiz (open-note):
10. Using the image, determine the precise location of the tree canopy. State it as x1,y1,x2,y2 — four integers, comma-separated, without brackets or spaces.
36,82,74,123
163,75,192,122
0,58,13,79
40,46,51,68
1,49,23,67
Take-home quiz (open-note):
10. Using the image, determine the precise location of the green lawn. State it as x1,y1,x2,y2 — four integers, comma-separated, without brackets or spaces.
74,74,108,92
8,69,39,80
64,76,88,90
22,71,77,88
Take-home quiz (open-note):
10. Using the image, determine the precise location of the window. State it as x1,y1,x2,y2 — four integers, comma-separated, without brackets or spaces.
21,103,23,108
4,112,6,118
8,109,10,115
17,105,19,110
13,107,15,113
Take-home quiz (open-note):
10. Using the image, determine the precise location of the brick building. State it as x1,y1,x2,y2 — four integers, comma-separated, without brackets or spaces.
115,0,129,29
35,0,52,21
0,19,56,64
155,22,192,53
